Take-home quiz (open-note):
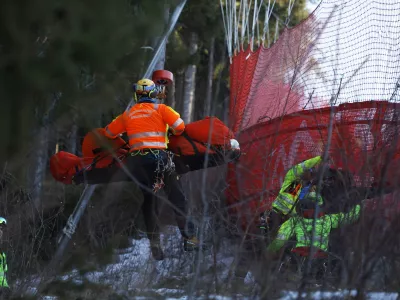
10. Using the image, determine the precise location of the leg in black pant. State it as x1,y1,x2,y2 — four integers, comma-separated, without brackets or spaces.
109,151,166,259
141,189,158,241
141,186,164,260
163,172,195,239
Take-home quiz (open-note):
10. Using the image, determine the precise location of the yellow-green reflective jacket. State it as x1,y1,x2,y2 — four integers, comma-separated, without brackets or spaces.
272,156,323,215
0,252,8,288
267,205,361,253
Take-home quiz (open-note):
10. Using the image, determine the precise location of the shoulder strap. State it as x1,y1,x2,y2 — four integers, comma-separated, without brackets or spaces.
182,132,200,155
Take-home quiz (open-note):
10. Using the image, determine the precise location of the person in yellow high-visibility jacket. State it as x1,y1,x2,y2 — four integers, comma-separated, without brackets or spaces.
0,217,10,299
235,156,325,282
263,156,324,234
272,156,323,215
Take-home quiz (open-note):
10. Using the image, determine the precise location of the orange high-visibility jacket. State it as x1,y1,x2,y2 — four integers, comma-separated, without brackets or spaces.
104,103,185,151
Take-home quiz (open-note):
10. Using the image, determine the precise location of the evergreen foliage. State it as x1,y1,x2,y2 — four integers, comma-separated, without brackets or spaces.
0,0,169,162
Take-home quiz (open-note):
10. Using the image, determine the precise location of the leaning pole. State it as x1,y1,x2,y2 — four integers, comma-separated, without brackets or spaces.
46,0,188,277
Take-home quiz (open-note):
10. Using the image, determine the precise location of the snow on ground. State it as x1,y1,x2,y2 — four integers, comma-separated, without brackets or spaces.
39,225,239,298
81,225,235,291
280,290,398,300
24,225,399,299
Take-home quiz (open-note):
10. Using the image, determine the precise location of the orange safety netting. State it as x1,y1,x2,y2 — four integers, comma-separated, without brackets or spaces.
225,0,400,225
227,101,400,216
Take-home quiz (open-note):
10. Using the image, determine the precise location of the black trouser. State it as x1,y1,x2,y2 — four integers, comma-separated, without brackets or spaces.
109,151,164,243
173,153,226,174
109,150,195,241
233,210,288,279
234,238,264,279
268,209,288,235
163,171,195,239
289,253,327,280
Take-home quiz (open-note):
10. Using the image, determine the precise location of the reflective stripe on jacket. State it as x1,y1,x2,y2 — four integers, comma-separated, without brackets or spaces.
268,204,361,253
104,103,185,150
272,156,322,215
0,252,8,288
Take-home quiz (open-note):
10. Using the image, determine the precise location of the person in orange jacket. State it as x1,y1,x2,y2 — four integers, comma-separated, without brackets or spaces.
103,78,201,259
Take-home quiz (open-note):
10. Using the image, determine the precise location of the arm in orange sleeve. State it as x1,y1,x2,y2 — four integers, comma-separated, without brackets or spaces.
160,105,185,135
104,114,126,138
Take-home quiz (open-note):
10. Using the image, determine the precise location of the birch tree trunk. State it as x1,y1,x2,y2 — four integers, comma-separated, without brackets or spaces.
204,36,215,117
182,32,198,124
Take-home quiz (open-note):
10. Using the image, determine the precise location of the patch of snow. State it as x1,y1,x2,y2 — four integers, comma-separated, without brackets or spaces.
24,286,38,296
67,225,242,296
165,295,252,300
155,288,185,295
59,268,79,281
244,272,256,285
280,290,399,300
367,293,398,300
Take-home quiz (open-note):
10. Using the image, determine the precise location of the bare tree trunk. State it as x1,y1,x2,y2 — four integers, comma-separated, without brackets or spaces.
175,70,184,112
68,112,78,155
204,36,215,117
213,48,227,120
31,126,49,209
182,32,198,123
31,93,60,209
223,96,230,124
168,79,176,108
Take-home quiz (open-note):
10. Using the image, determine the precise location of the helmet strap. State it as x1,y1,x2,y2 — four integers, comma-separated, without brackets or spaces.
137,96,158,104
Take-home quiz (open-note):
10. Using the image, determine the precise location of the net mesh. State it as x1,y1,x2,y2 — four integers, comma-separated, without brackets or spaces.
226,0,400,221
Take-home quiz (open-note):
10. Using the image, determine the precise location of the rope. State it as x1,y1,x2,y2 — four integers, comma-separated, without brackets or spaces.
228,0,233,54
256,0,263,47
285,0,296,26
262,0,276,46
234,0,239,53
219,0,299,53
220,0,232,57
237,0,243,49
153,150,176,193
246,0,252,45
257,9,260,47
240,0,247,47
274,16,280,43
251,0,258,50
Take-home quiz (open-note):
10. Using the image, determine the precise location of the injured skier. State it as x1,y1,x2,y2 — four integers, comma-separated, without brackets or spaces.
167,116,241,174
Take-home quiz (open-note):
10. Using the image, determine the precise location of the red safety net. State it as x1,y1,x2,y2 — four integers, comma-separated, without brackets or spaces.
225,0,400,227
